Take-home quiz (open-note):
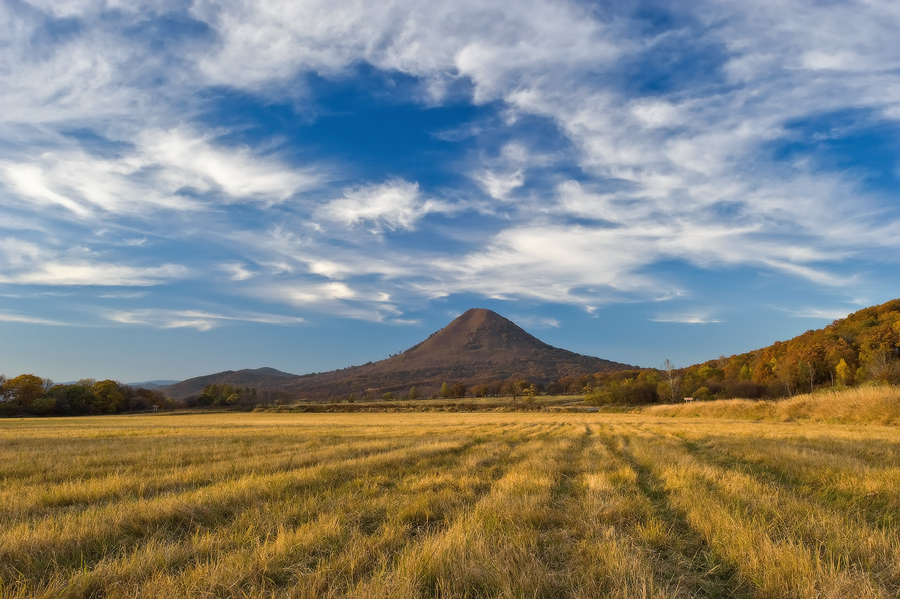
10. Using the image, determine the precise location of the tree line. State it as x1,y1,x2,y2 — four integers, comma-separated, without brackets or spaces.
0,375,173,416
185,384,289,408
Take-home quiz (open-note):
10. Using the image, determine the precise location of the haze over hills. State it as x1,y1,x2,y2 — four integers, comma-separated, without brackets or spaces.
125,380,179,390
162,308,635,400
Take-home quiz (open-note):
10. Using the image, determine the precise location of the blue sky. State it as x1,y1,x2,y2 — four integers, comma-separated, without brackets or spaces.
2,0,899,383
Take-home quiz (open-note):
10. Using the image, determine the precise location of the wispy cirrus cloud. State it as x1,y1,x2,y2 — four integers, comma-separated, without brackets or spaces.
0,312,70,326
0,237,189,287
650,313,723,325
0,128,324,219
105,308,306,331
0,261,189,287
776,307,855,321
137,129,324,204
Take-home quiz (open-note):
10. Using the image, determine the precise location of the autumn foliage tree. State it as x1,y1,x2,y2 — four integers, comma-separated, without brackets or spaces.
1,374,47,410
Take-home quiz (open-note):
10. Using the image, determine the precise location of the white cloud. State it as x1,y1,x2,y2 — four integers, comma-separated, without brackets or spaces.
0,237,189,287
474,169,524,201
0,312,69,326
778,307,854,320
471,142,532,201
106,308,306,331
776,308,856,320
190,0,621,101
650,313,723,325
246,279,414,323
0,262,189,287
138,129,322,203
511,315,560,329
0,238,45,268
243,225,412,281
0,128,323,219
630,99,682,129
316,180,445,231
425,225,665,305
220,263,255,282
273,281,357,305
0,150,198,217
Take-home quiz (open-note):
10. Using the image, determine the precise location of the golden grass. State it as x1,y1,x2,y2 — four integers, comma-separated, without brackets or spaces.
1,411,899,597
642,385,900,424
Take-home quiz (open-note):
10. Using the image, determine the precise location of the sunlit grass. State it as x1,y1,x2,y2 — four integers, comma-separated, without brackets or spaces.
1,410,899,597
642,385,900,424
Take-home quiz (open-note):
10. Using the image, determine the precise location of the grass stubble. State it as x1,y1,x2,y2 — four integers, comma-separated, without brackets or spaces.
1,391,899,598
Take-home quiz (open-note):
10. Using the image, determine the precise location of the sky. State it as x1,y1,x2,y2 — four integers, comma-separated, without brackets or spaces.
2,0,900,383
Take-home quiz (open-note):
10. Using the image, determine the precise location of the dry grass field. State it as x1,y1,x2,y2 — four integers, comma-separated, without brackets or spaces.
643,385,900,425
2,405,900,598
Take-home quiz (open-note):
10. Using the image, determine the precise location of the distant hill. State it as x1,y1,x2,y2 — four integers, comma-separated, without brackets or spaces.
161,367,297,401
162,309,634,401
125,380,179,390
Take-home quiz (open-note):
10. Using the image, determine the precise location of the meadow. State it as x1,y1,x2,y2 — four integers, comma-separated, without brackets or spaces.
1,407,899,598
643,385,900,425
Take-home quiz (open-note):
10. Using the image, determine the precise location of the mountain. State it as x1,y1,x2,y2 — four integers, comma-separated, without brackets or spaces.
162,367,297,401
162,309,634,400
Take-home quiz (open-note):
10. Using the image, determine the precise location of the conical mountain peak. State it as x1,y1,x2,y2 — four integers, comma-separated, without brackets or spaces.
163,308,634,400
407,308,551,357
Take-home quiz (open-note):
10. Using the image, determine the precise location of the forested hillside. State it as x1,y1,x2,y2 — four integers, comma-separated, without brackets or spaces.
586,299,900,405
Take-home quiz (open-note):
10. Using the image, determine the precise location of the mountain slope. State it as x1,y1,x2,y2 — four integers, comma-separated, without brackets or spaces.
162,367,297,401
671,298,900,400
163,309,634,400
281,308,633,398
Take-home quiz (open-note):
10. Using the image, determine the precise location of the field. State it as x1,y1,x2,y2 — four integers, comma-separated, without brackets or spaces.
2,410,900,598
643,385,900,425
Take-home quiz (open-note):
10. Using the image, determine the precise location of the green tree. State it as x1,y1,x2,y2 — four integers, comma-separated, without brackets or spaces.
92,380,124,413
440,382,452,398
48,384,94,415
407,386,420,400
197,384,219,406
692,386,713,401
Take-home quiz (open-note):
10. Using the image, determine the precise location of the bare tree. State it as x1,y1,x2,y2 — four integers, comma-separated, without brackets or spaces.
866,350,900,384
660,359,681,403
801,361,816,393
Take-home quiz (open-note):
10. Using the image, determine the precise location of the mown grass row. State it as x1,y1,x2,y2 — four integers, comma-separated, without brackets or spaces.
1,413,899,598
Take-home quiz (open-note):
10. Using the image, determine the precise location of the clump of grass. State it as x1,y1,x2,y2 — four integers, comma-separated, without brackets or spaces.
643,385,900,424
